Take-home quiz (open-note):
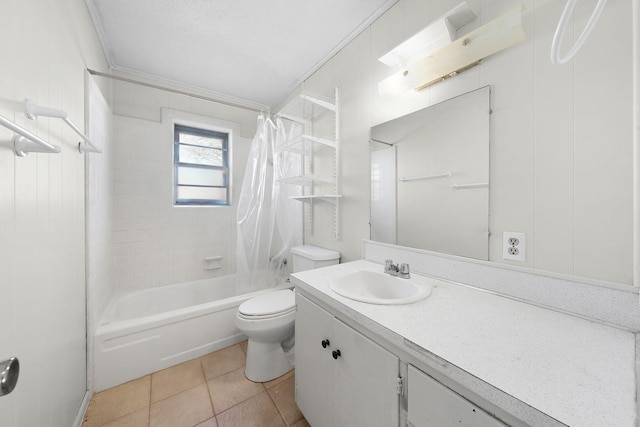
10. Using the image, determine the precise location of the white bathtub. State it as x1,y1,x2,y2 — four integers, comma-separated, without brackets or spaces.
93,275,288,391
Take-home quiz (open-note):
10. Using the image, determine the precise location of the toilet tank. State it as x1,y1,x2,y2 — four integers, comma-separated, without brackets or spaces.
291,245,340,272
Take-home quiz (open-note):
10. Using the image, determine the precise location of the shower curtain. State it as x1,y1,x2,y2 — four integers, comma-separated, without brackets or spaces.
236,115,302,294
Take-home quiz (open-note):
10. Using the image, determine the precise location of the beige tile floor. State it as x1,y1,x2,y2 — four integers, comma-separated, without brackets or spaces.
82,341,309,427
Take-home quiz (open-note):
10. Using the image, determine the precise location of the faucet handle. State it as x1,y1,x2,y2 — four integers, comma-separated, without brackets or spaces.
384,259,395,273
399,263,410,278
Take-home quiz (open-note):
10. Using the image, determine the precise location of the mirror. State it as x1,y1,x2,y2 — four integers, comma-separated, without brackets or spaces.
370,86,490,260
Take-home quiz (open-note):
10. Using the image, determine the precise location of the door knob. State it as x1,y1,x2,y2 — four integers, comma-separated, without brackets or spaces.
1,357,19,397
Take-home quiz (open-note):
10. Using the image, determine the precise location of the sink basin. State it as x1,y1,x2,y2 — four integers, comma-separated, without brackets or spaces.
329,270,432,305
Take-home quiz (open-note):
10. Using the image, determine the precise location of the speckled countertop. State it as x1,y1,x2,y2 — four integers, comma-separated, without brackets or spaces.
291,259,637,427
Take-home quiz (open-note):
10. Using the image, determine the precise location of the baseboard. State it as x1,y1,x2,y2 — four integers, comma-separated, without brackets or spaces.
72,389,92,427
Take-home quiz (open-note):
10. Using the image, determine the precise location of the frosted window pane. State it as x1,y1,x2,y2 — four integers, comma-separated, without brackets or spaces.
179,133,224,149
177,186,227,201
177,166,226,186
179,146,223,167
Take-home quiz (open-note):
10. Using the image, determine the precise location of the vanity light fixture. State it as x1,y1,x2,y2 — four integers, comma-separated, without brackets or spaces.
378,4,526,95
378,2,477,70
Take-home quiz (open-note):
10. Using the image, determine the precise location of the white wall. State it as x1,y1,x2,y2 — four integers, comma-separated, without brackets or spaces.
287,0,633,285
0,0,107,425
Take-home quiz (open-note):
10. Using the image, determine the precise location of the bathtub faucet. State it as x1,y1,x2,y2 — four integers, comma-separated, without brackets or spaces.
384,259,410,279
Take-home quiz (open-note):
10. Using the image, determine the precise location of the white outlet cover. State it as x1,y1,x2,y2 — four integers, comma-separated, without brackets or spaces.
503,232,525,261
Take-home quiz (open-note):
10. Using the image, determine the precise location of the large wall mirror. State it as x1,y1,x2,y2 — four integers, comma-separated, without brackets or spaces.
370,86,490,260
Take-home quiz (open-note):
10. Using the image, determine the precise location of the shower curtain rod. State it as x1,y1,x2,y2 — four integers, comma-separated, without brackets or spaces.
369,138,393,146
87,69,267,113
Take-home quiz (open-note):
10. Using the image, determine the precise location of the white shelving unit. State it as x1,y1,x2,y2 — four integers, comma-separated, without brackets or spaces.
276,88,341,239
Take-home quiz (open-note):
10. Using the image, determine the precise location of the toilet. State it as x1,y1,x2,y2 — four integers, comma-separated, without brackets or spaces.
236,245,340,382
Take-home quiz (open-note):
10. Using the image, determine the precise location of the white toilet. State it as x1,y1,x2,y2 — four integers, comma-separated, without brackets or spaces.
236,245,340,382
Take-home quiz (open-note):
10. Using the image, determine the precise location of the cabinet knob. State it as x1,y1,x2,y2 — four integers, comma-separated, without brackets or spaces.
332,349,341,360
321,339,330,348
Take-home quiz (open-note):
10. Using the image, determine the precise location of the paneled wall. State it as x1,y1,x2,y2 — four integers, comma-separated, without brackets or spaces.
0,0,107,425
287,0,633,285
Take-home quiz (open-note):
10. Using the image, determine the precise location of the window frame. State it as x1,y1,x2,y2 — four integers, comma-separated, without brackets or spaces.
173,123,231,206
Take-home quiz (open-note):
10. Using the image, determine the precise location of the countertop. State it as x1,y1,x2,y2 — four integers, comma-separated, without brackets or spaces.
291,259,637,427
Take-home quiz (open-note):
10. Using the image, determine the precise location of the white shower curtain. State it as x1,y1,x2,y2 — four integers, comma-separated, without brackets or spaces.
271,120,303,274
236,115,302,294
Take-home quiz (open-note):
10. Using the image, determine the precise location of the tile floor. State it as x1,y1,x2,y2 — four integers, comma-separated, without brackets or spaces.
82,341,309,427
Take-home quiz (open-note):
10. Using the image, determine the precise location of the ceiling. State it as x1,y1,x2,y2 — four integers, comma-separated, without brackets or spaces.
86,0,398,110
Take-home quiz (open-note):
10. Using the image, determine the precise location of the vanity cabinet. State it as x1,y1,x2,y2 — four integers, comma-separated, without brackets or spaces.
407,365,507,427
295,292,509,427
295,294,400,427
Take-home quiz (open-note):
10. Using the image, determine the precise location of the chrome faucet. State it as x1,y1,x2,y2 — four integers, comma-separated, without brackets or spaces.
384,259,411,279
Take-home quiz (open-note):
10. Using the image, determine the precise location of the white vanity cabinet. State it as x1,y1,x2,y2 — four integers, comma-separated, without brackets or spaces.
407,365,507,427
295,293,400,427
295,291,510,427
292,257,638,427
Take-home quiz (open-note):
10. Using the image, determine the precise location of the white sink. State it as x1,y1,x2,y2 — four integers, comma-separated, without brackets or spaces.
329,270,432,305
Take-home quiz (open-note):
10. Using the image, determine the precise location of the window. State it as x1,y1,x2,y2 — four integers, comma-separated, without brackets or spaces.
174,124,230,206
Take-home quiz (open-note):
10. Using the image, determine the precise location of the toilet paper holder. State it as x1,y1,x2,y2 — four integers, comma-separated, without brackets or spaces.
1,357,19,397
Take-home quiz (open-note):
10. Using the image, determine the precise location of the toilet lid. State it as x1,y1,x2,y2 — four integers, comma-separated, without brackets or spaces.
238,289,295,317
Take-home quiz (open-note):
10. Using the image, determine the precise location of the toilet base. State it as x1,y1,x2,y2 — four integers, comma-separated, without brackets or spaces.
245,339,293,382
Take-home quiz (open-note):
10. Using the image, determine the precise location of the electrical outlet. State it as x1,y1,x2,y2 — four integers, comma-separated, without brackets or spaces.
503,232,525,261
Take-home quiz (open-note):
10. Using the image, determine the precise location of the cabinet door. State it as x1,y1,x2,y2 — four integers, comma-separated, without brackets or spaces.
407,365,507,427
331,317,400,427
295,294,400,427
295,294,335,427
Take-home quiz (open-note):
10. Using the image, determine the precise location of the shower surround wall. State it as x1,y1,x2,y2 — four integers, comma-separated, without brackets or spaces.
109,110,253,294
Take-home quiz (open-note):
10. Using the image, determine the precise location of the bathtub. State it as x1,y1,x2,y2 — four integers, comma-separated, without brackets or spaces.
93,275,289,391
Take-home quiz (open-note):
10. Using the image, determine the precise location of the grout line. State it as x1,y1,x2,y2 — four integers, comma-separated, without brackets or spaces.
201,357,218,422
202,346,265,420
264,384,289,426
146,373,152,427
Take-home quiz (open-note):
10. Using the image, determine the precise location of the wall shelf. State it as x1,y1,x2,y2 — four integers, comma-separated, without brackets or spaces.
276,135,337,153
276,88,341,239
279,175,335,186
292,195,343,204
302,134,337,149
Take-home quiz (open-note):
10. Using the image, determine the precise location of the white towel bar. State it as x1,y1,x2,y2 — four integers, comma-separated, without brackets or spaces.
399,172,452,182
0,113,61,157
25,99,101,154
451,182,489,190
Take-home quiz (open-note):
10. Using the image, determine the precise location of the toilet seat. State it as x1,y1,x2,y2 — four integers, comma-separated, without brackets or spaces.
238,289,295,319
237,308,296,321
